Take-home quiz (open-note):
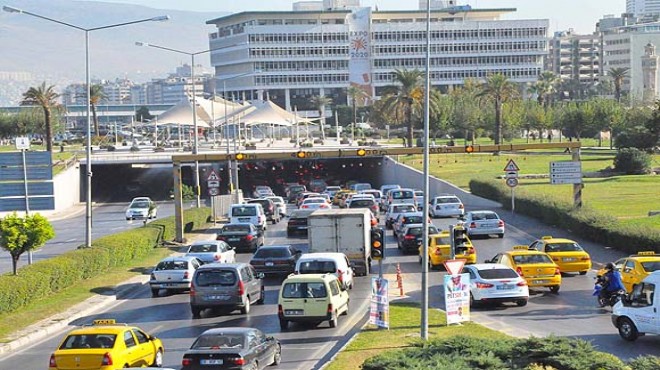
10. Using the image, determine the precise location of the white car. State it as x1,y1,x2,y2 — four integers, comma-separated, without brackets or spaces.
462,263,529,307
385,203,418,229
429,195,465,218
149,256,202,297
460,210,505,238
414,190,424,210
300,197,331,210
125,197,157,220
185,240,236,265
295,252,354,290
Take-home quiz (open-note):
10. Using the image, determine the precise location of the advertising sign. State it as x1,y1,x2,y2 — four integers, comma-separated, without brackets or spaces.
346,7,373,104
444,273,470,325
369,277,389,329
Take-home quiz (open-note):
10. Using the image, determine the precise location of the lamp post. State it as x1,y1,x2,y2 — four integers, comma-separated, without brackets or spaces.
3,6,169,248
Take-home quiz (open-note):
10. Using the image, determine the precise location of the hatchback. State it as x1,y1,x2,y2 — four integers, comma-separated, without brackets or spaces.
216,223,264,252
287,184,307,203
460,210,505,238
462,263,529,307
185,240,236,265
249,245,302,276
150,256,202,297
295,253,354,290
286,209,315,237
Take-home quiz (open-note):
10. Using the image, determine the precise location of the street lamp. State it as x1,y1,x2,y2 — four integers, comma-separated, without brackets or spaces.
3,6,169,248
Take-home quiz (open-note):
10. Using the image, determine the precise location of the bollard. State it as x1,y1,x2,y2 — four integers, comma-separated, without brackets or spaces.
396,262,404,296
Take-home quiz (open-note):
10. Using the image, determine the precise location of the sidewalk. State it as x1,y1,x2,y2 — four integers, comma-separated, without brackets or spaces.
0,227,217,357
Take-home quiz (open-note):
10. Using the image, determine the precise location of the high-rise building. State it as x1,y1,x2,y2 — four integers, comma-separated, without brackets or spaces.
547,30,601,86
206,2,548,111
626,0,660,18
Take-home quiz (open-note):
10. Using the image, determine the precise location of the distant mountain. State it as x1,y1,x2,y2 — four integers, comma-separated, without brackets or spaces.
0,0,226,105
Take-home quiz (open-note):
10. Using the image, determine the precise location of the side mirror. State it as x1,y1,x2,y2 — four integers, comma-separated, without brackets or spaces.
484,259,492,264
257,272,265,279
227,245,234,250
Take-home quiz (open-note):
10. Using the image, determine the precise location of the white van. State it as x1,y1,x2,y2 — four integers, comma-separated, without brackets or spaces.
388,188,416,208
611,271,660,341
229,204,267,232
295,253,354,289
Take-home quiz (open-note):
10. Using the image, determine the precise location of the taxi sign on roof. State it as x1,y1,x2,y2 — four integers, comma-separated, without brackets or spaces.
503,159,520,172
513,245,529,250
443,259,466,276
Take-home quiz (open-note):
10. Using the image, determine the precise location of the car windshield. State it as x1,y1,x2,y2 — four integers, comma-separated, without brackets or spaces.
192,334,244,349
196,270,236,286
155,260,188,271
222,224,250,233
60,334,117,349
189,244,218,253
232,207,256,217
403,216,423,224
545,242,584,252
438,197,460,204
471,212,499,221
298,261,336,274
477,268,519,279
641,261,660,273
407,226,439,236
513,254,553,264
130,200,150,208
393,205,416,213
304,198,325,204
392,191,413,199
254,248,291,258
431,236,449,245
282,282,328,298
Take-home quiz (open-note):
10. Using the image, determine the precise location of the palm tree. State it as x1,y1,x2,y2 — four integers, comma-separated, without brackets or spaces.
535,71,559,107
89,84,107,137
477,74,519,145
346,85,369,143
608,67,629,103
21,82,59,152
379,69,424,147
310,95,333,140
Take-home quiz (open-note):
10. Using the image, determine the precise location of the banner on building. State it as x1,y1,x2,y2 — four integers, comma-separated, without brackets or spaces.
347,7,373,105
444,273,470,325
369,277,389,328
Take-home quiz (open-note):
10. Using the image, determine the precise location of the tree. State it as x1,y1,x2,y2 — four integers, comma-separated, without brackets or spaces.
21,82,59,152
310,95,333,140
379,69,424,147
608,67,629,103
346,85,370,142
135,106,155,122
450,79,483,144
0,212,55,275
477,74,519,145
89,84,107,136
530,71,559,107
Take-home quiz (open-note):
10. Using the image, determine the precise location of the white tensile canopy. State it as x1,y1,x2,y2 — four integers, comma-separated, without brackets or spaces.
234,100,315,127
153,98,210,128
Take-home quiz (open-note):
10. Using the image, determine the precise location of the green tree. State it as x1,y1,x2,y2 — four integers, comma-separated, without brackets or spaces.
608,67,629,103
89,84,107,137
346,86,370,141
0,212,55,275
477,74,519,145
379,69,424,147
530,71,559,107
450,79,483,144
21,82,60,152
310,95,333,140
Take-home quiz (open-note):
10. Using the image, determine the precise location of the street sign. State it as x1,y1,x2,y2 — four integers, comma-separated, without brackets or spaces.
206,169,219,182
208,188,219,196
207,180,220,188
503,159,520,172
443,259,466,276
506,178,519,187
550,174,582,184
15,137,30,150
505,171,518,179
550,161,582,185
0,197,55,212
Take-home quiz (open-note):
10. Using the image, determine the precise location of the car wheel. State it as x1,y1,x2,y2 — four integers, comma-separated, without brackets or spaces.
550,286,560,294
272,344,282,365
342,301,349,316
579,271,587,275
618,317,639,341
329,311,338,328
151,288,159,298
257,286,265,304
151,349,163,367
126,217,130,221
516,299,528,307
497,233,504,239
279,319,288,330
469,293,479,307
191,306,202,319
241,297,251,314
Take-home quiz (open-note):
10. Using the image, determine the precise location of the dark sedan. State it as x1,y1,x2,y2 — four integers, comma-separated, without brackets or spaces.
181,327,281,370
216,223,264,253
286,209,315,237
249,245,301,275
397,224,439,254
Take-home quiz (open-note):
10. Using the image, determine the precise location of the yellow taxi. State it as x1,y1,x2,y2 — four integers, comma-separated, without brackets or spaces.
419,230,477,269
485,246,562,293
597,251,660,292
528,236,592,275
49,319,164,369
332,189,354,206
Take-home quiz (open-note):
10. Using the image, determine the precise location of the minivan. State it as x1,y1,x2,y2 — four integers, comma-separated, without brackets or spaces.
229,203,267,231
190,263,265,318
278,273,349,330
388,188,416,207
295,253,354,289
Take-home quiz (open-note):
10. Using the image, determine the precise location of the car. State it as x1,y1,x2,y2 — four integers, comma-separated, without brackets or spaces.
247,198,280,224
397,223,439,253
185,240,236,265
150,256,203,297
597,251,660,292
181,327,281,370
295,252,354,290
286,184,307,203
528,236,592,275
349,182,371,192
266,195,287,217
125,197,157,220
286,209,315,237
379,185,401,211
348,196,380,216
309,179,328,193
462,263,529,307
332,189,355,205
392,211,427,237
249,245,302,276
611,271,660,341
359,189,382,206
48,319,164,369
385,203,418,229
414,190,424,210
324,185,342,198
190,263,265,318
419,228,477,268
485,245,562,293
429,195,465,218
296,192,321,207
216,223,264,252
460,210,505,238
387,188,416,208
300,197,331,210
252,188,274,199
278,273,349,330
229,203,267,232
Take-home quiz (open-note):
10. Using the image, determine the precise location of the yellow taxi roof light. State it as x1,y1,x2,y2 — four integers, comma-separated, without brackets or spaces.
635,251,657,256
93,319,116,325
512,245,529,250
541,236,553,240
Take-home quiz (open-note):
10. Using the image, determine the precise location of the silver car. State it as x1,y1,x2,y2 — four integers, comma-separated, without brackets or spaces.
460,210,505,238
385,203,418,229
150,256,202,297
185,240,236,264
429,195,465,218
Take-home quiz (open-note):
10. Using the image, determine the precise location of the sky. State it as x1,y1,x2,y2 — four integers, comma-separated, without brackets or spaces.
89,0,625,34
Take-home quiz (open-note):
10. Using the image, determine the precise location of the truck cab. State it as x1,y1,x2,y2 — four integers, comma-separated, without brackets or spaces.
611,271,659,341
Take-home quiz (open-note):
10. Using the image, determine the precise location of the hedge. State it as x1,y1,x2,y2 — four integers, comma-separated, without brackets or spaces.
469,180,660,253
0,207,211,315
362,335,658,370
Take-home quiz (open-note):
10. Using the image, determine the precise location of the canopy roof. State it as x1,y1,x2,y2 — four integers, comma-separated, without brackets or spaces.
153,98,210,128
234,100,314,127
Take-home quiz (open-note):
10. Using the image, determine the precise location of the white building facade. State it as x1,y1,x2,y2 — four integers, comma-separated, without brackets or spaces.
627,0,660,18
205,4,548,111
547,30,601,85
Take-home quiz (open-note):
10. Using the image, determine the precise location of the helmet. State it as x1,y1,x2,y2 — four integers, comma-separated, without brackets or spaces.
605,262,615,271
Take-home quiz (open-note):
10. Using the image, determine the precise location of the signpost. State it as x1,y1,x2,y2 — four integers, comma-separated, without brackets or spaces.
503,159,519,214
206,169,220,224
549,161,582,184
0,144,54,213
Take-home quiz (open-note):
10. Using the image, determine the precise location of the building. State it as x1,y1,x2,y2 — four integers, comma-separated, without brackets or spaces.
144,64,212,105
547,30,601,86
627,0,660,18
205,0,548,112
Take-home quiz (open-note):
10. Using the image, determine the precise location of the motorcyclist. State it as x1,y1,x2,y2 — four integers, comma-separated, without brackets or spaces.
601,262,625,299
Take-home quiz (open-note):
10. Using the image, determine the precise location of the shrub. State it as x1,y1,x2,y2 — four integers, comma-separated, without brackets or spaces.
613,148,651,174
627,356,660,370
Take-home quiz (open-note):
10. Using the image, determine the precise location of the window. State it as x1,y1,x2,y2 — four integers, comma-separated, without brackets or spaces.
625,260,636,273
196,270,236,287
299,261,336,274
156,260,188,271
193,334,244,349
124,331,136,348
329,280,340,296
189,244,218,253
478,268,519,279
133,329,149,344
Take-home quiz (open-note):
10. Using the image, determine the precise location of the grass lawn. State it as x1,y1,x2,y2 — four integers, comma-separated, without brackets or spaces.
325,302,507,370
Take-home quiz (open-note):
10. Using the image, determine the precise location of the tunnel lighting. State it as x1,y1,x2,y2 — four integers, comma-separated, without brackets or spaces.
356,148,367,156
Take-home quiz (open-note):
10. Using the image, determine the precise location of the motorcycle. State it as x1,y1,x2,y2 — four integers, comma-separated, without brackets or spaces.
593,275,626,308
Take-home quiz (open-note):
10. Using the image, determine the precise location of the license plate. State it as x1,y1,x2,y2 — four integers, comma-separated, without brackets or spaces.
482,223,496,228
238,217,250,222
201,359,223,365
497,284,514,290
228,237,240,241
160,283,175,287
265,262,274,266
563,257,576,262
205,295,229,301
285,309,303,315
533,280,548,285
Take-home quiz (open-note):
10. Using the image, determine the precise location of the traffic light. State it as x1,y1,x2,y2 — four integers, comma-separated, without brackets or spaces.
451,226,469,259
295,150,306,159
465,145,474,153
356,148,367,157
235,153,246,161
370,227,385,260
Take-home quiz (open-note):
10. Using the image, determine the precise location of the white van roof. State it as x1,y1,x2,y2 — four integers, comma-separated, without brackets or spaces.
298,252,348,260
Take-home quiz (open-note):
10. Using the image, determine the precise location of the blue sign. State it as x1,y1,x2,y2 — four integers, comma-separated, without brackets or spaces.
0,182,54,197
0,151,51,167
0,197,55,212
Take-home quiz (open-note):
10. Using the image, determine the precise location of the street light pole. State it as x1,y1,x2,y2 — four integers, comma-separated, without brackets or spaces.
4,6,169,248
